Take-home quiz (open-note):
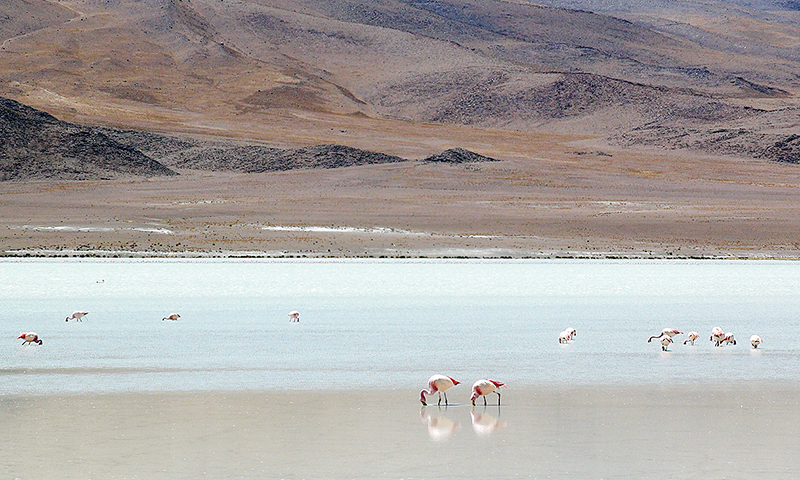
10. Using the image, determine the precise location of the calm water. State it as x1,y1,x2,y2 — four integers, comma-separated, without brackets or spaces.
2,258,800,395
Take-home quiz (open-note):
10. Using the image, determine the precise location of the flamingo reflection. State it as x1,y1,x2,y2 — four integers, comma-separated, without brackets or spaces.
470,408,507,437
420,407,459,442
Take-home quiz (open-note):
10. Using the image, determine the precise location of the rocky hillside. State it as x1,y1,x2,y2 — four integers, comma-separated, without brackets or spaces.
0,98,177,181
100,127,499,171
422,148,500,164
167,144,405,172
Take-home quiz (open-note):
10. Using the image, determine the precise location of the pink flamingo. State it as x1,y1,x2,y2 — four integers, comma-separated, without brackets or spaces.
660,336,673,351
162,313,181,321
710,327,725,346
722,332,737,346
750,335,763,349
648,328,683,343
470,379,505,406
66,311,88,322
684,331,699,345
288,310,300,323
17,333,42,345
566,328,576,340
420,374,461,406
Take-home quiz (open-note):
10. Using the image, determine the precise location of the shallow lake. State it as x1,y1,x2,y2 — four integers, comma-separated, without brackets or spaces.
2,258,800,395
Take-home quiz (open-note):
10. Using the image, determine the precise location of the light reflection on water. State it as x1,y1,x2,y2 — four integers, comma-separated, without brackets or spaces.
2,258,800,394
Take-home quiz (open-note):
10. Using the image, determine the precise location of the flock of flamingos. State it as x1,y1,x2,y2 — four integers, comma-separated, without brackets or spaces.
16,312,764,408
419,326,765,408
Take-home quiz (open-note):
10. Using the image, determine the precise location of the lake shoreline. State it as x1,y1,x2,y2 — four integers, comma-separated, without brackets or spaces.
4,248,800,260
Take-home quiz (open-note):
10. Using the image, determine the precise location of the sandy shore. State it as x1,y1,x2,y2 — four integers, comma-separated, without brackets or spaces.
3,384,799,479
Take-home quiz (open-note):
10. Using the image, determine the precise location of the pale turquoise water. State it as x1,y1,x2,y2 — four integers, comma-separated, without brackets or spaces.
2,258,800,395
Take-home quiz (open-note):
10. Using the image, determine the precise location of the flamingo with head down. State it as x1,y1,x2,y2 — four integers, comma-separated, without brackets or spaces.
18,333,42,345
710,327,725,346
470,379,505,406
684,332,699,345
750,335,763,349
420,374,461,406
66,311,89,322
648,328,682,343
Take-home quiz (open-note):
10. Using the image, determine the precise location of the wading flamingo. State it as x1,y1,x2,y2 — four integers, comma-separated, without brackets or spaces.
162,313,181,321
566,328,576,340
710,327,725,346
648,328,683,343
750,335,763,349
660,335,673,351
684,331,699,345
17,333,42,345
470,379,505,406
66,311,88,322
558,330,570,344
722,333,737,346
288,310,300,322
420,374,461,406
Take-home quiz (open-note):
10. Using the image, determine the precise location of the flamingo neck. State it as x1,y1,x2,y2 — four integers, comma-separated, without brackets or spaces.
420,389,433,402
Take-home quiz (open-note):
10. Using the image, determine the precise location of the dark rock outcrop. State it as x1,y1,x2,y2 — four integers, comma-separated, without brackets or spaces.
0,98,176,181
421,148,499,163
169,143,406,172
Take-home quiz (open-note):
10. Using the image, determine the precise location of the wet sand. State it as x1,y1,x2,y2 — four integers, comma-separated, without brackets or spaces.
3,384,799,479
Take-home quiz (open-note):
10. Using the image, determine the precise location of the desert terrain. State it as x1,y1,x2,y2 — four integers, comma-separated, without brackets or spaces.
2,0,800,258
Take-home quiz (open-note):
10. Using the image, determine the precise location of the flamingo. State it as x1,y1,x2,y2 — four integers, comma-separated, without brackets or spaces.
162,313,181,321
750,335,763,349
722,333,737,346
558,330,570,344
710,327,725,346
660,335,673,351
684,331,699,345
66,311,88,322
288,310,300,322
566,328,576,340
470,379,505,406
648,328,683,343
17,332,42,345
420,374,461,406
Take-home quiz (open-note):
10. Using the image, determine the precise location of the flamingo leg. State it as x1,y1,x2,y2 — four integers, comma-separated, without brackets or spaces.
496,391,501,406
437,392,442,406
443,392,449,406
483,395,487,406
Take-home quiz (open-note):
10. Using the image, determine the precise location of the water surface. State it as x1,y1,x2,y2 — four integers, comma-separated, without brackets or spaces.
3,259,799,395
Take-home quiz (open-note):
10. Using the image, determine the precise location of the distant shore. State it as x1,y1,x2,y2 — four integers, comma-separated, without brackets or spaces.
3,247,800,260
3,143,800,262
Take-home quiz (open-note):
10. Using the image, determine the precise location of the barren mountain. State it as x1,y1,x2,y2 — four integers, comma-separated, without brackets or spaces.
1,0,797,158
